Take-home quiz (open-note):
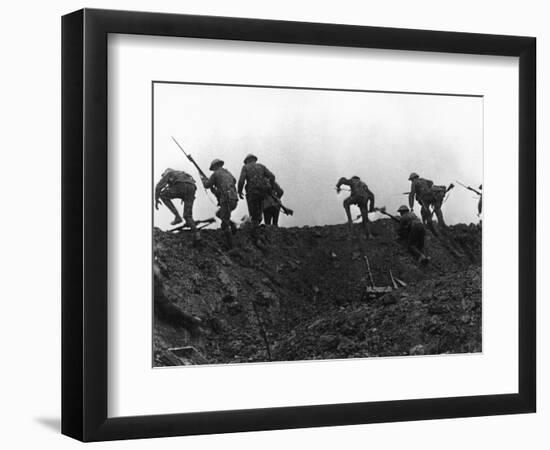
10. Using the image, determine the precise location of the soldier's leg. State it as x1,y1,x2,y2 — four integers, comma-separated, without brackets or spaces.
249,194,263,227
409,225,428,263
263,207,273,225
360,204,374,239
343,197,353,225
434,202,447,227
159,188,183,225
216,200,234,248
272,208,280,227
182,185,197,231
228,198,238,234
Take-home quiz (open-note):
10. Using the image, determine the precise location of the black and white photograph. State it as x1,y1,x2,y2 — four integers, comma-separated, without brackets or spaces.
152,82,483,367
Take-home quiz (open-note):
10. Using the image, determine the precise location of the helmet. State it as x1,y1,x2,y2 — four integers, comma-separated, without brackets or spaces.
243,153,258,164
479,184,482,190
351,175,360,180
397,205,410,213
162,168,175,177
408,172,419,181
209,158,224,170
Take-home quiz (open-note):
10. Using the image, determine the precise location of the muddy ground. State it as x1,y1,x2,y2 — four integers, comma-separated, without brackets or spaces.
153,219,481,366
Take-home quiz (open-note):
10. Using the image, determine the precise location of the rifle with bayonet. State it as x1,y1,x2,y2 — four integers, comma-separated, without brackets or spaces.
171,137,220,202
170,217,216,233
456,180,481,196
373,206,400,223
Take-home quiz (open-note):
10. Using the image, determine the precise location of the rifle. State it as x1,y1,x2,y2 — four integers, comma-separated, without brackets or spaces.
171,137,220,202
456,180,481,196
171,137,208,179
269,193,294,216
169,217,216,233
373,206,400,223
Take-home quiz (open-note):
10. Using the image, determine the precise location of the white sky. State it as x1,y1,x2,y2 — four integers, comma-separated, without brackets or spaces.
153,82,482,230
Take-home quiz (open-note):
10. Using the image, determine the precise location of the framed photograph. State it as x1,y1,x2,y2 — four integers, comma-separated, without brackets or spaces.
62,9,536,441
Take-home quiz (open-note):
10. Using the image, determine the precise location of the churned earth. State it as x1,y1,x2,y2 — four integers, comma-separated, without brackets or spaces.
152,219,481,366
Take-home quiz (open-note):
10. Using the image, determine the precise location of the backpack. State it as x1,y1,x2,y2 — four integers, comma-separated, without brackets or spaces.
246,163,272,195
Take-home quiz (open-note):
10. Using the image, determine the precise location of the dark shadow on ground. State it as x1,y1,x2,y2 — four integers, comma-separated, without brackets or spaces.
35,417,60,433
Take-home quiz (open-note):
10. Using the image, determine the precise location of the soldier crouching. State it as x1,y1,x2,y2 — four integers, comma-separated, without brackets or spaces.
155,168,198,239
395,205,429,264
336,176,375,239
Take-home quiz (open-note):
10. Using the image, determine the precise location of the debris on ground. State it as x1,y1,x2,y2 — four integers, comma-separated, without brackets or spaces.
153,219,481,366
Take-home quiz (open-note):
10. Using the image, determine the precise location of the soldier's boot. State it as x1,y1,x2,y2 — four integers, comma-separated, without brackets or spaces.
343,201,353,229
162,198,183,225
170,216,183,225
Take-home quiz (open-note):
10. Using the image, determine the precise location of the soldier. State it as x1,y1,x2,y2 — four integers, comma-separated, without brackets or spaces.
237,154,276,231
155,168,198,236
408,172,447,233
201,159,239,245
263,181,284,226
336,176,375,238
384,205,429,264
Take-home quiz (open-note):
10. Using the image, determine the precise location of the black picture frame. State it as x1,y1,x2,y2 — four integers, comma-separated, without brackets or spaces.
62,8,536,442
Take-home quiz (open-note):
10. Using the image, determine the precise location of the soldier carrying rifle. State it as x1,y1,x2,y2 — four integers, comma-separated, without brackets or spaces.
377,205,429,265
408,172,453,235
201,159,239,248
336,175,375,239
238,154,276,239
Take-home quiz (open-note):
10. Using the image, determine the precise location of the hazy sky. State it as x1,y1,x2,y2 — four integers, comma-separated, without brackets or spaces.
153,82,482,230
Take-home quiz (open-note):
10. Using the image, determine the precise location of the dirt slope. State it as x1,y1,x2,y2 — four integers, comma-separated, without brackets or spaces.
153,219,481,366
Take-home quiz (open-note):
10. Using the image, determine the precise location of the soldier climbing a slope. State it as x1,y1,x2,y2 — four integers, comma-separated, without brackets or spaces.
377,205,429,265
155,168,199,240
201,158,239,247
336,175,375,239
408,172,450,234
237,154,276,238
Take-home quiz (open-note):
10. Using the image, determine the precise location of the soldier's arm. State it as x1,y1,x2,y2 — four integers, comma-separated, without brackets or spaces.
202,172,215,189
336,177,350,189
155,174,170,200
368,189,375,212
408,182,415,209
237,166,247,195
274,183,284,198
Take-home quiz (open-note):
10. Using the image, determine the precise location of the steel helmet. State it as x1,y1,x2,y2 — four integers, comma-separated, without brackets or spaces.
209,159,224,170
397,205,410,213
408,172,419,181
243,153,258,164
351,175,360,180
162,168,175,177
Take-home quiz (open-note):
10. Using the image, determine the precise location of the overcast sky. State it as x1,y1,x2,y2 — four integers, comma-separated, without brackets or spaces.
153,82,482,230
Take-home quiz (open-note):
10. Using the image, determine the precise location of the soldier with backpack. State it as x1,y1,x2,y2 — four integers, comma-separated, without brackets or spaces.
155,168,198,239
336,175,375,239
408,172,448,233
201,158,239,247
237,154,276,232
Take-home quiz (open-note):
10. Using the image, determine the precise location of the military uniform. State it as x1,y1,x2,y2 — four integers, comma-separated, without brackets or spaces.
155,169,197,229
336,176,375,237
398,211,426,254
238,161,276,226
203,167,239,232
408,176,447,229
263,181,284,226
